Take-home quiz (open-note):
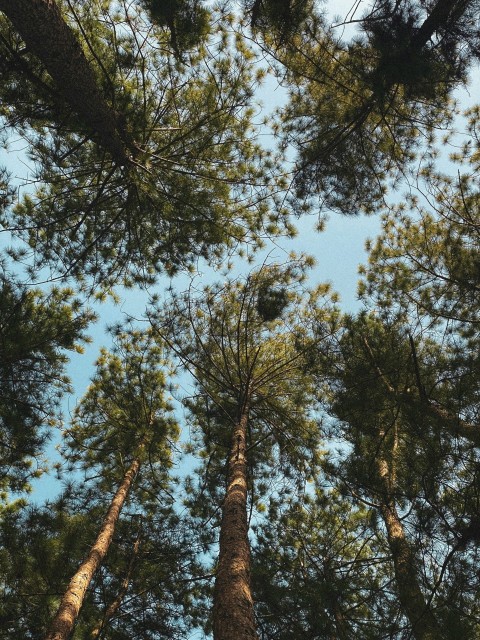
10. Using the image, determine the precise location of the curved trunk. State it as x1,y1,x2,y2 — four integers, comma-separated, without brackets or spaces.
44,455,142,640
213,408,258,640
377,457,443,640
0,0,131,164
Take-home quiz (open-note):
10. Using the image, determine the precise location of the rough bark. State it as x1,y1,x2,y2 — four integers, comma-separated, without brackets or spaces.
213,408,258,640
0,0,132,164
44,454,142,640
332,602,348,640
376,457,443,640
90,532,141,639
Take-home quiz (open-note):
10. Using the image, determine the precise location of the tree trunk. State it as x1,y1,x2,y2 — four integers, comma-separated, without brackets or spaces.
44,455,142,640
90,532,142,639
0,0,131,165
213,407,258,640
376,457,443,640
412,0,469,50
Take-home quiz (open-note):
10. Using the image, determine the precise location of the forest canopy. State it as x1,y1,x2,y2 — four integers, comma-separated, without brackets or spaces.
0,1,479,639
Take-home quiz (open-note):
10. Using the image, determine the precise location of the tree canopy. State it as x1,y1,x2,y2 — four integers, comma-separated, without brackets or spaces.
0,1,479,639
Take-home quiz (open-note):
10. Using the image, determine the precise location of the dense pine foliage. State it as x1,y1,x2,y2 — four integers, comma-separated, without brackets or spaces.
0,1,479,639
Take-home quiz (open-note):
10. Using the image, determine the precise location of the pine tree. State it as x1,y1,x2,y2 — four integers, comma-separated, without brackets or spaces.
252,0,479,214
361,121,480,336
0,488,203,639
318,311,480,638
358,137,480,449
253,482,401,639
0,0,288,290
152,258,336,640
0,275,92,506
0,0,133,164
44,326,181,640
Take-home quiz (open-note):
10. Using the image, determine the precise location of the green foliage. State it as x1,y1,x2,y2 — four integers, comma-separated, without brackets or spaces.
255,0,477,214
0,276,93,502
253,486,401,639
360,133,480,342
143,0,210,55
256,282,289,322
150,259,338,575
316,310,480,635
156,257,335,477
0,492,204,639
62,325,179,494
247,0,314,41
361,1,470,101
51,327,204,638
0,0,480,636
0,502,94,639
325,314,456,492
0,1,287,291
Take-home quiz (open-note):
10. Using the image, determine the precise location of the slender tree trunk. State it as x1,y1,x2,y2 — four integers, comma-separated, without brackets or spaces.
44,455,142,640
0,0,131,164
90,532,142,639
213,407,258,640
361,335,448,637
376,456,443,640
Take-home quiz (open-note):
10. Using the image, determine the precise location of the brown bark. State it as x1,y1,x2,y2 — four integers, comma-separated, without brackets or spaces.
376,458,443,640
44,454,142,640
90,532,142,639
213,408,258,640
0,0,132,165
